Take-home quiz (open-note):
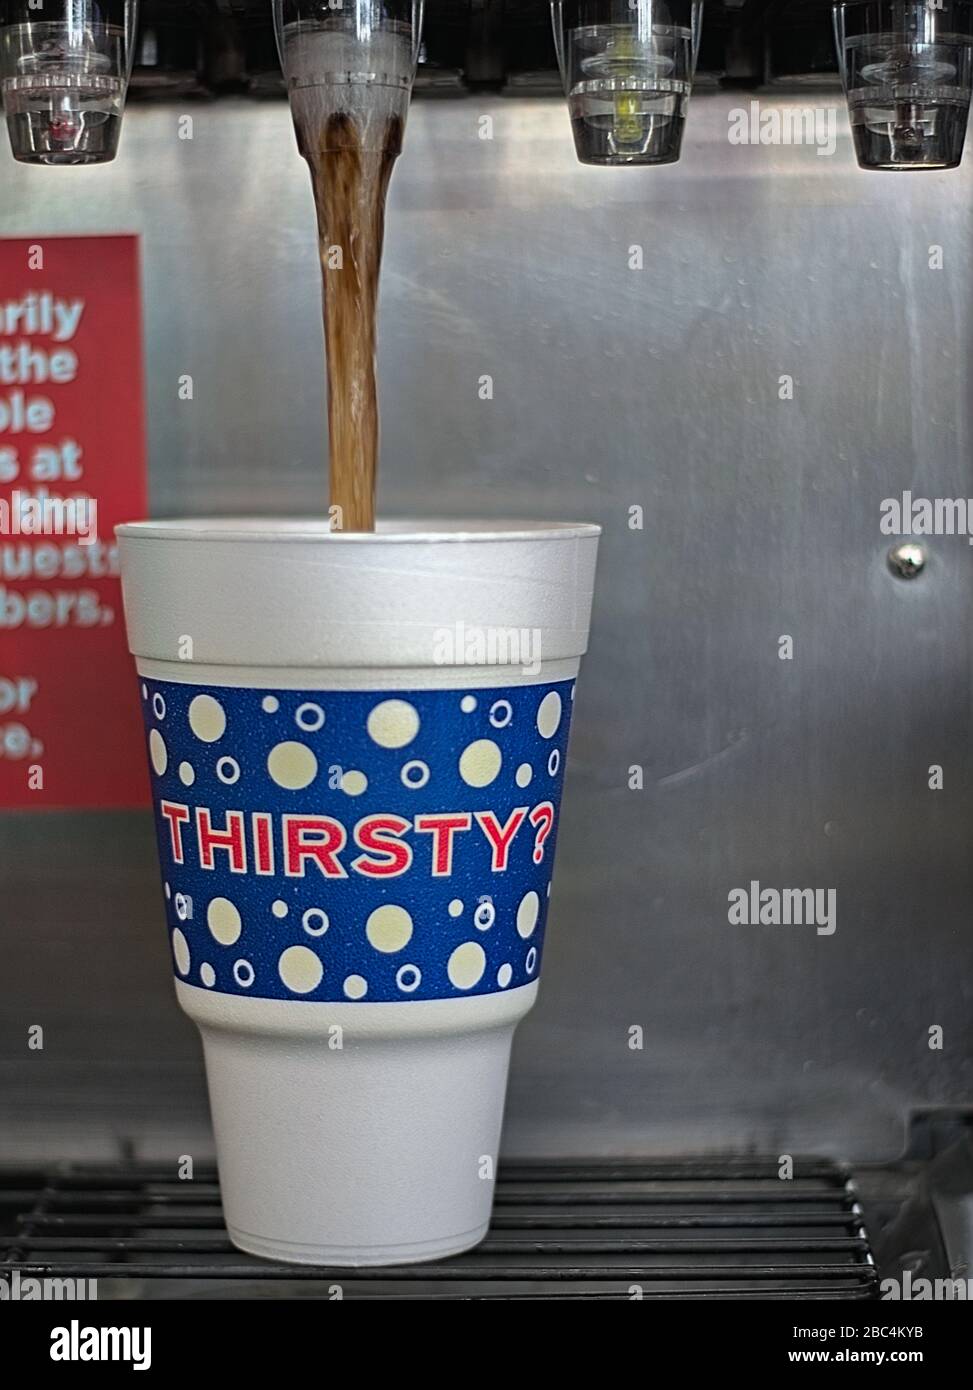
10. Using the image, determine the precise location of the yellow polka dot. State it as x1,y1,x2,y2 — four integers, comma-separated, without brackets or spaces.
340,770,368,796
278,945,323,994
536,691,562,739
343,974,368,1000
207,897,242,945
366,904,413,953
517,890,540,939
188,694,226,743
458,738,502,788
367,699,420,749
267,741,317,790
448,941,486,990
149,729,167,776
172,928,190,976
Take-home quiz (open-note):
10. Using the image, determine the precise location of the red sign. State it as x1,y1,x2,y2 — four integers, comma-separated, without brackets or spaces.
0,235,148,808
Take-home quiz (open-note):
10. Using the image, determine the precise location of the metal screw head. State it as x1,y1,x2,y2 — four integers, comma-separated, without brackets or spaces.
887,542,926,579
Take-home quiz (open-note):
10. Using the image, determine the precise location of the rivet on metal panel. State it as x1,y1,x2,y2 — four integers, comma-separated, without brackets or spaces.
887,542,926,579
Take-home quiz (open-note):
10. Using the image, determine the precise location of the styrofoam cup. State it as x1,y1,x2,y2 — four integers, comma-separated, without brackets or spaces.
117,518,600,1266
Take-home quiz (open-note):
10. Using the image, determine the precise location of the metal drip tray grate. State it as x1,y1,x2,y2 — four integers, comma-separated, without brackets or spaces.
0,1159,879,1300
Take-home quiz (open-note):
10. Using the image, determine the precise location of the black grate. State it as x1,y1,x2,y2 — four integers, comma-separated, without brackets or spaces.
0,1159,879,1300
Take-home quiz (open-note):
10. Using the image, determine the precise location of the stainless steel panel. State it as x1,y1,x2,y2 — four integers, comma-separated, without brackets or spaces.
2,93,972,1161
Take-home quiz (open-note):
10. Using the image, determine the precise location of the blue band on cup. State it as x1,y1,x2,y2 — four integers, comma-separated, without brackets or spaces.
140,678,575,1003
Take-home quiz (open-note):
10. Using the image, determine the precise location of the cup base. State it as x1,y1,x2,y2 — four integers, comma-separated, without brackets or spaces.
226,1220,491,1268
194,999,525,1266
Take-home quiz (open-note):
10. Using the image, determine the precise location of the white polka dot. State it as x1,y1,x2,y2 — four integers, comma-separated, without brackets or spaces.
497,963,513,989
537,691,562,739
267,741,317,790
548,749,561,776
571,685,575,701
367,699,420,749
172,928,190,976
262,696,279,714
460,695,477,713
340,769,368,796
164,882,171,900
217,756,240,784
517,890,540,939
474,900,496,931
295,702,325,732
271,899,288,919
489,699,512,728
366,904,413,953
516,763,533,788
396,963,422,993
343,974,368,1000
200,963,216,988
152,692,166,720
459,738,502,788
207,896,242,945
448,899,464,918
526,946,538,974
448,941,486,990
234,959,255,988
401,760,430,789
302,907,329,936
178,760,195,786
188,694,226,743
149,729,167,776
475,900,497,934
278,945,323,994
141,683,147,700
547,881,552,898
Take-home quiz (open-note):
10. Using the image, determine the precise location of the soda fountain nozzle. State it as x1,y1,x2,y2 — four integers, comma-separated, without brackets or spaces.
271,0,424,533
833,0,973,169
551,0,703,167
0,0,138,165
273,0,423,159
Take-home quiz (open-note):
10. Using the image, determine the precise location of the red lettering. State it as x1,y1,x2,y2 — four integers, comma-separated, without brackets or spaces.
252,812,274,875
196,807,247,873
474,807,528,871
160,800,190,863
414,812,473,877
352,815,413,877
284,815,347,878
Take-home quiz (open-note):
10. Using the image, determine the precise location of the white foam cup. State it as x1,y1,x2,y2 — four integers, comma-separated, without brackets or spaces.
117,518,600,1266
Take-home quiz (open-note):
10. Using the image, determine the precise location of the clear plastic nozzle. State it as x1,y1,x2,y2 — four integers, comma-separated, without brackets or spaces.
834,0,973,169
273,0,423,158
551,0,703,166
0,1,138,166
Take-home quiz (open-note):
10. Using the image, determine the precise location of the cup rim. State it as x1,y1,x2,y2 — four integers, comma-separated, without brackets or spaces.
116,517,602,545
